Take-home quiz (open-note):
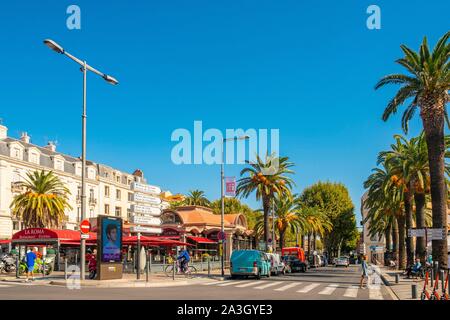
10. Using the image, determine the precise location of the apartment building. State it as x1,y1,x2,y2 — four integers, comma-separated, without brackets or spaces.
0,123,164,239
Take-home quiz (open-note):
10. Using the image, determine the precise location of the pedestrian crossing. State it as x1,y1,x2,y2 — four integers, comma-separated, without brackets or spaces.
202,280,386,299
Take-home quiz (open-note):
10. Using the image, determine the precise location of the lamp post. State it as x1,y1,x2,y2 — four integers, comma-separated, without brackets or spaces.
220,135,249,277
44,39,118,281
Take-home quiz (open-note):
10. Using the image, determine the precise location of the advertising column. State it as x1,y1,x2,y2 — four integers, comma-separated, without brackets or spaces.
97,215,123,280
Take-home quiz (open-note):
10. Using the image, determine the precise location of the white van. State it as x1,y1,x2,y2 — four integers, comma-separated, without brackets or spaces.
265,253,285,276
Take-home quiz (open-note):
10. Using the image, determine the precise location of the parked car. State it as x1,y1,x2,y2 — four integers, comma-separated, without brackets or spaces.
282,255,307,273
265,253,285,275
281,247,306,262
230,250,271,279
335,256,350,267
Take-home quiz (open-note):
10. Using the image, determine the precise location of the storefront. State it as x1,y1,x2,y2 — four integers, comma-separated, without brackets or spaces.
160,206,255,262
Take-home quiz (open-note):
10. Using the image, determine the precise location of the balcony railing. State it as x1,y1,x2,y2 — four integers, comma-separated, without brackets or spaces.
89,198,97,206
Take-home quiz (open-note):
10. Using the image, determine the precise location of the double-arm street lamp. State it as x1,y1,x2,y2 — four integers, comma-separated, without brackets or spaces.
220,135,249,277
43,39,118,280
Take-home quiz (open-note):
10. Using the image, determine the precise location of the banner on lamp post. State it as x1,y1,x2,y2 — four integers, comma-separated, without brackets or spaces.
225,176,236,197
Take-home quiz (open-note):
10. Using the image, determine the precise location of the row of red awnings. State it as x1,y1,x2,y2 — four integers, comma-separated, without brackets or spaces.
186,236,217,244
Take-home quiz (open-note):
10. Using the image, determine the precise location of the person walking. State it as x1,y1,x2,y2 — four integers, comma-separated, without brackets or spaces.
359,255,369,289
25,247,38,282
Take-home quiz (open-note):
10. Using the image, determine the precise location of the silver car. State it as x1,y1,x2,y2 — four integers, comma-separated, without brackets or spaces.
335,256,349,267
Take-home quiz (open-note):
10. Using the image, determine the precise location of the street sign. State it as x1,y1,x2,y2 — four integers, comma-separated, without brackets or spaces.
408,228,425,237
130,204,161,216
427,228,447,240
131,216,161,226
130,226,162,234
218,231,226,240
81,233,90,239
80,219,91,234
268,238,272,243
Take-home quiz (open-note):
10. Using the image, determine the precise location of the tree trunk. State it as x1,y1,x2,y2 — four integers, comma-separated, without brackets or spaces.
392,218,399,267
307,233,311,255
404,190,414,267
421,101,448,269
414,192,427,264
279,229,285,250
397,215,406,270
385,225,392,266
262,195,271,252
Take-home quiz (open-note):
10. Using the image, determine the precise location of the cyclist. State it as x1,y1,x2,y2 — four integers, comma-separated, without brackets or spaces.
177,248,191,273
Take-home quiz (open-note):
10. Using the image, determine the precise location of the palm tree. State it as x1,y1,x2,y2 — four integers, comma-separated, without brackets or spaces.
299,206,333,255
184,189,211,207
375,31,450,267
237,154,295,250
10,170,72,228
364,163,407,269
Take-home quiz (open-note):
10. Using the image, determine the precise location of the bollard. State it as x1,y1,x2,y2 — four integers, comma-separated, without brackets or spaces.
440,270,445,291
64,258,68,281
172,260,176,280
208,258,211,278
411,284,417,299
146,255,149,283
395,274,399,284
149,253,152,274
431,268,434,287
15,256,19,279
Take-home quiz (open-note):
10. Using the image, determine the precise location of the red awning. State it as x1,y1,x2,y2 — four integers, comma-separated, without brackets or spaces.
187,236,217,244
0,239,11,244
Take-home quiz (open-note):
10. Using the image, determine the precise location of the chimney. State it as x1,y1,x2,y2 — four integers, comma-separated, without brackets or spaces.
44,141,56,152
0,124,7,140
20,132,30,144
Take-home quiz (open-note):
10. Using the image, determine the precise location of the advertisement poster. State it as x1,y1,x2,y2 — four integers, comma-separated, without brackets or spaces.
101,217,122,263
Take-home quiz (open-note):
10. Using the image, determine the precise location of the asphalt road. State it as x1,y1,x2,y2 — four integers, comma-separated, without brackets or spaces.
0,265,394,300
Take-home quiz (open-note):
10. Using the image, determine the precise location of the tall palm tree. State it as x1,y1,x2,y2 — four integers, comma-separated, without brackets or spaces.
299,206,333,255
184,189,211,207
375,31,450,267
10,170,72,228
237,154,295,250
364,163,407,269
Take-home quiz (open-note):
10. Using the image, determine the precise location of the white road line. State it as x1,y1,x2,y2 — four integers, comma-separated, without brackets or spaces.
369,287,383,300
217,280,248,287
344,285,359,298
235,281,265,288
274,282,302,292
319,284,339,295
203,280,232,286
254,281,283,290
296,283,320,293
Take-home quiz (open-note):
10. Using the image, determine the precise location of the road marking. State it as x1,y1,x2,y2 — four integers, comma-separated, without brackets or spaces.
319,284,339,295
254,281,283,290
369,287,383,300
274,282,302,292
217,280,248,287
344,285,359,298
203,280,233,286
296,283,320,293
235,281,265,288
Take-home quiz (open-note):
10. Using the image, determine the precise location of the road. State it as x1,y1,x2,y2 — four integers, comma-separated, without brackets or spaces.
0,265,394,300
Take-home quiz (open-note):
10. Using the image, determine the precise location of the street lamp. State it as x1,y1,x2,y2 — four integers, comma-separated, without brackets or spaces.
220,135,249,277
44,39,118,281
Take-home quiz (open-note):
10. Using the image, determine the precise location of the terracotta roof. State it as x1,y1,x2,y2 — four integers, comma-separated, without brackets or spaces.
165,206,247,228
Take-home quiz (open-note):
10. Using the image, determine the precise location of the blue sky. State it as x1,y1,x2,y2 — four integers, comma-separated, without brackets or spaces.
1,1,449,223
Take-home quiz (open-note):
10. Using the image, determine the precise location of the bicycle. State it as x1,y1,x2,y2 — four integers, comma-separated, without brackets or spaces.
164,259,197,278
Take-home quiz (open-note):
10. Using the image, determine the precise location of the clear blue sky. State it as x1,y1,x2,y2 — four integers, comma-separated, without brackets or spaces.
1,1,449,223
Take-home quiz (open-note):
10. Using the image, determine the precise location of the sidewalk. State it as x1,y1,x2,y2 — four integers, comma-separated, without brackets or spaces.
0,269,228,288
374,265,422,300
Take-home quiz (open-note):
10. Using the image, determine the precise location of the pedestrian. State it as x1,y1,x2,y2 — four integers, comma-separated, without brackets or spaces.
359,255,368,289
25,247,38,282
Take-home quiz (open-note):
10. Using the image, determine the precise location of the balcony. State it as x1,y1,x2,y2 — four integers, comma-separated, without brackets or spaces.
89,198,97,206
11,182,26,194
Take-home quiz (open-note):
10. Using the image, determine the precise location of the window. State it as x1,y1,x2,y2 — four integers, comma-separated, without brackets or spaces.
116,175,121,183
105,186,110,197
11,147,22,159
128,192,133,201
88,168,95,179
127,208,132,220
75,163,82,176
115,206,122,217
127,179,132,186
29,152,39,164
89,188,95,200
116,189,121,200
105,204,110,215
13,221,20,230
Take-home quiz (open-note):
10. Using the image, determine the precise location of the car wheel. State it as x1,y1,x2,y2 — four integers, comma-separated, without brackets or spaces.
230,275,237,280
255,270,261,280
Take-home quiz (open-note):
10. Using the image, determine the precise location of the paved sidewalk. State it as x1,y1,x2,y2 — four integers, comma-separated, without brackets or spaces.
0,269,228,288
375,265,422,300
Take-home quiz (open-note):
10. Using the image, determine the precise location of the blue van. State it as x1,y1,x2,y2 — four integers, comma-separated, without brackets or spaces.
230,250,271,279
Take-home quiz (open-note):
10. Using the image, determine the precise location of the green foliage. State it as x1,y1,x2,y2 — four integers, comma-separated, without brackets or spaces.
299,182,358,255
210,197,261,229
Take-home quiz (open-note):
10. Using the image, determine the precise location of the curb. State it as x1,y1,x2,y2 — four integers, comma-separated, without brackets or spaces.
372,268,400,301
48,280,191,288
